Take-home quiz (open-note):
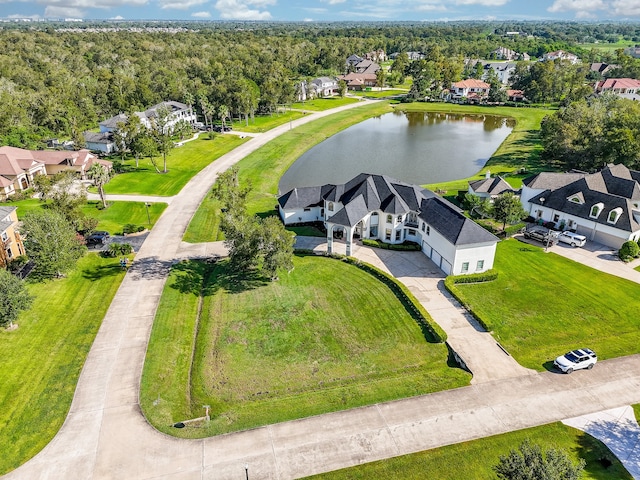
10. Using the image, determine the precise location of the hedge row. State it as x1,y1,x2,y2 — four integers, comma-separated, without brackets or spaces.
444,269,499,331
361,239,421,251
305,251,447,343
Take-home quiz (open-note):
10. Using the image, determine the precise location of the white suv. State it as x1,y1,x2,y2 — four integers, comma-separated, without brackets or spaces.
554,348,597,373
557,231,587,247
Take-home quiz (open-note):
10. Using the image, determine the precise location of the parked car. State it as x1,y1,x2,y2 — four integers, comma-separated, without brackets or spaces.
85,231,110,246
554,348,597,373
212,125,232,132
523,227,556,244
557,231,587,247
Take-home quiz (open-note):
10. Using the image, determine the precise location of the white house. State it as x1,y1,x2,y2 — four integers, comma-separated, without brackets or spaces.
84,131,117,154
468,173,514,200
521,164,640,248
449,79,490,100
311,77,339,97
482,62,517,85
99,101,197,135
278,173,499,275
542,50,580,64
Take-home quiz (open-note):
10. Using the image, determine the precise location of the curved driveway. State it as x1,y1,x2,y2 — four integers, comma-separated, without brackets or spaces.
5,101,640,480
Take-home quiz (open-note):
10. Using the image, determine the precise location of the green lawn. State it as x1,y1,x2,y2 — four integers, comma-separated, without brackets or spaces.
0,253,127,475
104,135,248,196
450,239,640,370
304,422,631,480
230,110,306,133
184,101,393,242
290,97,361,111
1,199,167,235
140,255,469,438
352,89,408,98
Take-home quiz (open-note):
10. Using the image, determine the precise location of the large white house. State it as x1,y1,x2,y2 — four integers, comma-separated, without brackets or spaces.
98,101,197,134
278,173,499,275
521,164,640,248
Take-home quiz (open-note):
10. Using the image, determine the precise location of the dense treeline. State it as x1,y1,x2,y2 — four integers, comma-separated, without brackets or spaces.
0,21,638,147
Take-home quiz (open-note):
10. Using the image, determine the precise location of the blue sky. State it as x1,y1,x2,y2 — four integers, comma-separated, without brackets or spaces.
2,0,640,22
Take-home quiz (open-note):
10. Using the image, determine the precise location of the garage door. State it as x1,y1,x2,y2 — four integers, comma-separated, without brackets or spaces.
441,259,452,275
422,240,432,256
431,249,442,267
592,230,624,249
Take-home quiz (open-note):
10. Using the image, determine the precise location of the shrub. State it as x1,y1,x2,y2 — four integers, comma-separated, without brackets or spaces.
103,243,133,257
122,224,141,234
618,240,639,261
361,239,421,251
137,225,145,232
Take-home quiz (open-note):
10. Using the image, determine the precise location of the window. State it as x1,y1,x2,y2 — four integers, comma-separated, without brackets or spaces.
0,231,7,242
385,229,391,241
370,212,379,225
397,215,402,223
421,222,425,232
426,226,430,235
5,247,12,259
386,215,392,223
395,230,401,241
553,214,560,222
536,210,543,219
369,226,378,237
303,208,311,212
328,202,334,211
461,262,469,273
408,229,416,236
476,260,484,271
590,203,603,218
608,208,622,224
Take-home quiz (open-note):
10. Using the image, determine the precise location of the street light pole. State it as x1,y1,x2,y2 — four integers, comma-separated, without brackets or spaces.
244,463,249,480
145,203,151,226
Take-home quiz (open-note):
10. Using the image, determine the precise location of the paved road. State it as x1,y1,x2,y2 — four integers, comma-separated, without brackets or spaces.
6,100,640,480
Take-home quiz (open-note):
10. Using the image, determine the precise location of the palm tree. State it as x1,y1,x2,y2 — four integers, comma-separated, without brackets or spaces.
87,163,110,208
218,104,230,130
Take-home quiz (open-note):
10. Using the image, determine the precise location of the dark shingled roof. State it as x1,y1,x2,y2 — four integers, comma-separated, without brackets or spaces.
469,176,513,195
523,171,587,190
529,164,640,233
279,173,499,244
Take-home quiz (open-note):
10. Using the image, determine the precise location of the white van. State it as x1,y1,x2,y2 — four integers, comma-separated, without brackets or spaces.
557,231,587,247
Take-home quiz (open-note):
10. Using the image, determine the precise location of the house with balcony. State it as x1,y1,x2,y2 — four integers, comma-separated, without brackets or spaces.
278,173,498,275
0,206,25,266
521,164,640,248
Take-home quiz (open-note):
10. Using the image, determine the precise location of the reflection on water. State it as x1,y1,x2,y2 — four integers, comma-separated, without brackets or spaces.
279,111,514,194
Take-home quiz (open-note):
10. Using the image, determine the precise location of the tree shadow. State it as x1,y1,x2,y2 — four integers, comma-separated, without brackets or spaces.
127,256,173,281
169,259,268,297
82,263,124,281
574,424,635,479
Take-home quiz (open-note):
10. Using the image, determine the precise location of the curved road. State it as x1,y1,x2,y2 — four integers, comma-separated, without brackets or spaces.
5,101,640,480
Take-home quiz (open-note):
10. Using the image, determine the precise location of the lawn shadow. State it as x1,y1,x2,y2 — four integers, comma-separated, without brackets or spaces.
169,259,268,297
574,423,635,479
82,263,125,281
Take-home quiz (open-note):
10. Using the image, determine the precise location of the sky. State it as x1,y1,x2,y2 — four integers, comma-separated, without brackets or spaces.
2,0,640,23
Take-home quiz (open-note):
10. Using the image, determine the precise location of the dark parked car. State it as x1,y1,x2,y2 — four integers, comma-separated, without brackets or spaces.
85,231,110,246
212,124,232,132
523,227,557,245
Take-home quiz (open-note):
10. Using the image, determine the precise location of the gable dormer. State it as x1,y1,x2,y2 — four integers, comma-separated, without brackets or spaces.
590,202,604,219
567,192,584,205
607,207,623,224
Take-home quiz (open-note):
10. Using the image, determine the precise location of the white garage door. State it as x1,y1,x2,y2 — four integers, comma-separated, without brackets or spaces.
431,250,442,267
441,259,452,275
422,240,432,256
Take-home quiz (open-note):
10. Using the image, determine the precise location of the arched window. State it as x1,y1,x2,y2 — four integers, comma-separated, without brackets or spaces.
328,202,334,211
608,208,622,224
590,203,603,218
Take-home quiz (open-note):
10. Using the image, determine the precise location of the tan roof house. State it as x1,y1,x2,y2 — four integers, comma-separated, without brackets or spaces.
0,206,25,266
0,146,112,199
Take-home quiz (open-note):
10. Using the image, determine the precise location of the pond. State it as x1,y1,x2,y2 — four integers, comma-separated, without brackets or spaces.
279,110,514,194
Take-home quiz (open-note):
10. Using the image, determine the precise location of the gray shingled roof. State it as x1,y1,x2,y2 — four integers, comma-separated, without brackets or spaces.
469,176,513,195
0,206,16,234
529,165,640,233
523,171,587,190
279,173,499,244
84,132,114,144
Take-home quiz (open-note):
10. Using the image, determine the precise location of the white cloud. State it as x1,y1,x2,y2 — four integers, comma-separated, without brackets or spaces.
611,0,640,16
44,5,84,17
214,0,274,19
303,8,327,13
110,14,124,19
192,9,211,16
159,0,207,9
325,0,347,4
548,0,606,13
7,13,42,19
303,17,313,21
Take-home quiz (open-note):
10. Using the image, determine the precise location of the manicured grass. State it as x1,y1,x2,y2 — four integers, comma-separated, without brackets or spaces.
290,97,361,111
1,199,167,235
230,110,306,133
352,89,408,98
181,193,224,243
140,255,470,438
104,135,248,196
81,200,167,234
305,422,631,480
577,41,634,52
0,253,127,475
183,101,393,242
450,239,640,370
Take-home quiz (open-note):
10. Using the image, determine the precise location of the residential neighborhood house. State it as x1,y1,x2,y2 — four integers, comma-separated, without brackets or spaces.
468,172,515,200
0,146,112,199
311,77,339,97
84,131,117,154
491,46,530,61
447,79,491,101
278,173,499,275
521,164,640,248
595,78,640,101
0,206,25,266
542,50,580,64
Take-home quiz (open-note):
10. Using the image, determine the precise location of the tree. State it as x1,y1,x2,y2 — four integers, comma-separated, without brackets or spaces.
117,114,145,167
486,69,507,103
0,269,33,328
493,192,527,230
390,52,409,83
260,216,294,280
87,162,110,209
21,210,86,279
149,105,173,174
337,79,347,98
376,67,386,89
211,165,250,216
494,440,585,480
33,171,90,232
218,104,230,130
